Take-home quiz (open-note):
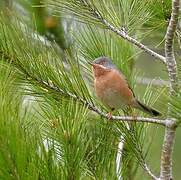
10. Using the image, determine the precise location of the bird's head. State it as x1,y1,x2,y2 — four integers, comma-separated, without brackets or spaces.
88,57,117,78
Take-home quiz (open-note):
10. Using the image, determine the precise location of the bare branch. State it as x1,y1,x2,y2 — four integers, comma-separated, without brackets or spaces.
104,115,168,126
165,0,180,93
160,0,180,179
143,162,158,180
101,19,166,64
160,126,176,180
90,7,166,63
48,0,166,63
116,125,159,180
176,20,181,49
80,2,166,63
116,136,125,180
176,30,181,50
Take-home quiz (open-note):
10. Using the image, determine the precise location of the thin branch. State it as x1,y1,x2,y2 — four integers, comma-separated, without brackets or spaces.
116,136,125,180
176,30,181,50
101,19,166,64
83,1,166,63
50,0,166,63
143,162,158,180
160,0,180,179
0,51,176,127
116,124,159,180
89,8,166,64
104,115,168,126
116,127,159,180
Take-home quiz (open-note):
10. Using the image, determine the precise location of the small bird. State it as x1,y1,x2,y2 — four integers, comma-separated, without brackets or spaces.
89,57,161,118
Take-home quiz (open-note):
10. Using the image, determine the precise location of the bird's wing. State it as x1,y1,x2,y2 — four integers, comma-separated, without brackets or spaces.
116,69,136,98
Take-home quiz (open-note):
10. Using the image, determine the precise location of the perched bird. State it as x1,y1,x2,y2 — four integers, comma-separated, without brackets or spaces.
89,57,161,118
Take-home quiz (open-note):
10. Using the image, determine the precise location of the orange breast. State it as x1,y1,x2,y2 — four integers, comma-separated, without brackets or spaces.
95,70,134,109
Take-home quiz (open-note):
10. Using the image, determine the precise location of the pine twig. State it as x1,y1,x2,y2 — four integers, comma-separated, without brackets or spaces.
101,19,166,64
90,8,166,64
0,50,172,128
48,0,166,63
160,0,180,180
116,136,125,180
143,162,158,180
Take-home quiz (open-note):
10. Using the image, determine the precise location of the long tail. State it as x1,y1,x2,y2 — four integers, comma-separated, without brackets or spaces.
135,100,161,117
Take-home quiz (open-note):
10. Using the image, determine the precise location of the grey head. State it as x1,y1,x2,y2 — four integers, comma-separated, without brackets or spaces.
93,56,118,70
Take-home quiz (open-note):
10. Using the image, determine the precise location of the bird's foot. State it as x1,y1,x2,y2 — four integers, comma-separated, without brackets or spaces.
132,112,138,120
106,112,112,120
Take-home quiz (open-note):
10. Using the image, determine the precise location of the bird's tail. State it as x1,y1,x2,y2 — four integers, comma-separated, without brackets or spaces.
135,100,161,117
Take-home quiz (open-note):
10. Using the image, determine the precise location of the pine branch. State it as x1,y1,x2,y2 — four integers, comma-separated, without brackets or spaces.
116,136,124,180
0,2,180,177
165,0,179,93
101,19,166,64
160,0,180,179
116,127,159,180
1,50,163,180
143,162,158,180
0,50,175,128
160,126,176,180
47,0,166,63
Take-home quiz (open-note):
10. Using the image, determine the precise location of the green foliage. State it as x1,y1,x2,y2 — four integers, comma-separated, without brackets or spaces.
148,0,171,26
0,11,157,179
0,0,180,179
75,25,135,76
0,64,39,179
47,0,154,33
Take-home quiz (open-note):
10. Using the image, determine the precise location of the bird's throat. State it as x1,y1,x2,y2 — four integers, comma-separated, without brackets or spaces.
92,65,110,78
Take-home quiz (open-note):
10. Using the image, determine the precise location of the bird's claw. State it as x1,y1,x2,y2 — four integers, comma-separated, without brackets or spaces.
106,112,112,120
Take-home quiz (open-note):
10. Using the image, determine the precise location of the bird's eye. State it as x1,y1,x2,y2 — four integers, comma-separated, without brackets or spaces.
99,60,105,65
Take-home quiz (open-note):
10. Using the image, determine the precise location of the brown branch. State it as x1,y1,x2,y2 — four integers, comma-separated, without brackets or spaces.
104,115,168,126
160,0,180,180
176,20,181,49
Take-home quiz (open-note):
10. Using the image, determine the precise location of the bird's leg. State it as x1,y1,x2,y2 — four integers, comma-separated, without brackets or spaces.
129,107,138,120
106,108,115,120
107,112,112,120
124,107,137,120
132,112,138,120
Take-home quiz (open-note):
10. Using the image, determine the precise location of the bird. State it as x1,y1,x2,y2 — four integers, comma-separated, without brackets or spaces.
88,56,161,118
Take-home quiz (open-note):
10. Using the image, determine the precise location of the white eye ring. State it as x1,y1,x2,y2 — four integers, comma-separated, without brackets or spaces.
97,64,107,69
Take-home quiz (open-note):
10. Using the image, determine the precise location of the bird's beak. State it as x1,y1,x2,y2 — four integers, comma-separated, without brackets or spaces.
88,61,94,66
